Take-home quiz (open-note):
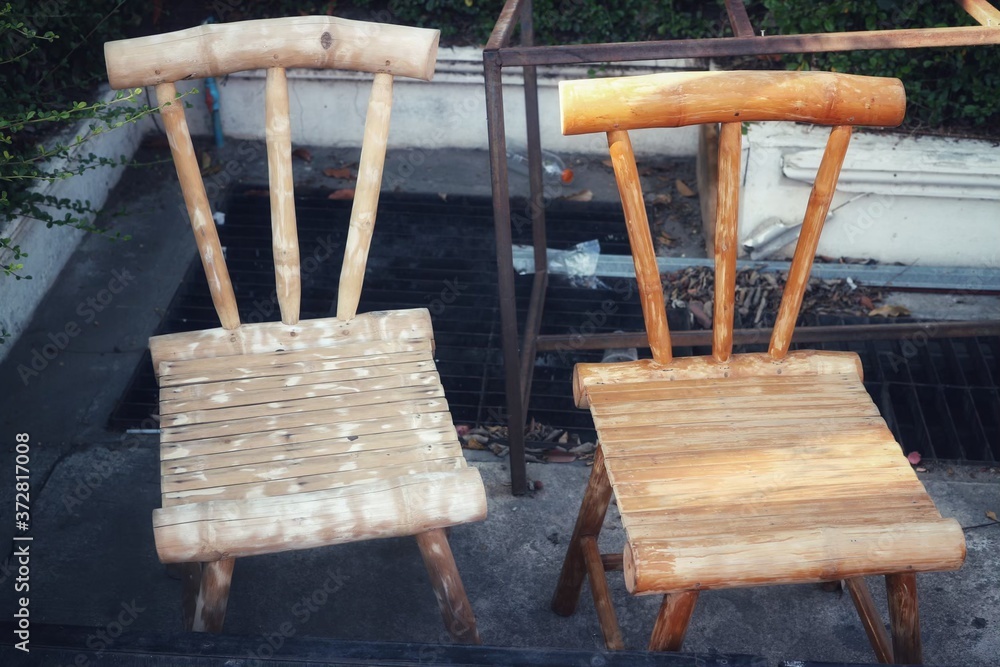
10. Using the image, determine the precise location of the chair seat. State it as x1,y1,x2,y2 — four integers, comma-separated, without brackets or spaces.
148,309,486,563
575,350,966,595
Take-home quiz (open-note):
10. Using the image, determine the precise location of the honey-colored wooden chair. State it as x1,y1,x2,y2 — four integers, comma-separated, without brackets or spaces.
551,71,966,664
104,17,486,641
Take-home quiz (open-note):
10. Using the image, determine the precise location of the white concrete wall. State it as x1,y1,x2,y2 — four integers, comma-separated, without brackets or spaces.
0,89,152,364
175,46,698,157
740,123,1000,268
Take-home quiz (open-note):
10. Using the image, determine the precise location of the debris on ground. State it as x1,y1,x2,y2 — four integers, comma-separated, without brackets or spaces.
662,265,900,325
456,419,596,463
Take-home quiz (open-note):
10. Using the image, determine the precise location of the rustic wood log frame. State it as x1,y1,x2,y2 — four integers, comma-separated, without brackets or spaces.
552,71,964,663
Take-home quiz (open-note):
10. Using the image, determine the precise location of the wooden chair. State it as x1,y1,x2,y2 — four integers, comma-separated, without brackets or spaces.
552,71,966,664
104,17,486,641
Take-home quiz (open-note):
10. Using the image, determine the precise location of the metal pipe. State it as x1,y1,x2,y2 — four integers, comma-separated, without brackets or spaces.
498,26,1000,67
484,49,528,495
724,0,755,38
520,271,548,411
485,0,526,51
535,321,1000,352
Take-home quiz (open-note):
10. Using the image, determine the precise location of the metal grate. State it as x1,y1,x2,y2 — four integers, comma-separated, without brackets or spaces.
109,191,1000,463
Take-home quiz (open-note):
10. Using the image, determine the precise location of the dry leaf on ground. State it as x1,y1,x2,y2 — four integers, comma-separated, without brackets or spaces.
869,304,911,318
327,189,355,200
645,192,672,206
292,147,313,162
675,179,696,197
986,510,998,522
323,167,355,180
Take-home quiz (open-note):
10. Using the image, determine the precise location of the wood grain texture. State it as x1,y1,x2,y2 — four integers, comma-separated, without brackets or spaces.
179,562,202,631
576,355,965,595
106,16,439,88
153,468,486,563
338,72,393,321
154,83,240,330
560,70,905,135
845,577,893,663
416,528,481,644
574,349,863,408
150,309,432,367
624,521,962,594
552,446,613,617
582,536,624,650
606,130,671,363
886,572,922,665
712,122,741,362
769,125,852,359
265,67,301,325
191,558,234,632
648,591,699,652
957,0,1000,26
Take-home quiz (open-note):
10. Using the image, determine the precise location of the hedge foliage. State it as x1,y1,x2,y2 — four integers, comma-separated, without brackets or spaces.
753,0,1000,129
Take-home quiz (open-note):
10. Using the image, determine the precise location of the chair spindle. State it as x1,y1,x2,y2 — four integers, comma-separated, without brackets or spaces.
337,72,394,321
155,82,240,330
769,125,852,359
606,130,672,364
265,67,301,325
712,121,742,363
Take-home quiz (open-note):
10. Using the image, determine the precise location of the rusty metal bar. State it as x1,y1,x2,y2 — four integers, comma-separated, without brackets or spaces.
956,0,1000,26
535,320,1000,352
498,26,1000,67
520,271,548,411
484,49,528,495
485,0,1000,493
518,0,549,422
485,0,525,51
521,0,548,278
724,0,755,38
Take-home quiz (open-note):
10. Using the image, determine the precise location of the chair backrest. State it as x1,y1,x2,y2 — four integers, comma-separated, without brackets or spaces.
560,70,905,364
105,16,440,330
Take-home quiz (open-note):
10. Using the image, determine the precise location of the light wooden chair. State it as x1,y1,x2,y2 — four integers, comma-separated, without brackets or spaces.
551,71,966,664
104,17,486,641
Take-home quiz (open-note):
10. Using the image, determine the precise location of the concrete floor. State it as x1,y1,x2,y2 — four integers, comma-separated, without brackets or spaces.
0,141,997,665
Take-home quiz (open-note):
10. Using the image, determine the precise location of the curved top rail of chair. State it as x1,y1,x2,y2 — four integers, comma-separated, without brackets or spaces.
105,16,440,89
559,70,905,135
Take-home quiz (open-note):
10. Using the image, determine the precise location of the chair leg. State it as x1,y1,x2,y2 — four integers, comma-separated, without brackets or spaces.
648,591,699,652
845,577,893,663
551,445,613,616
416,528,481,645
191,558,235,633
179,562,203,631
886,572,922,665
581,536,624,649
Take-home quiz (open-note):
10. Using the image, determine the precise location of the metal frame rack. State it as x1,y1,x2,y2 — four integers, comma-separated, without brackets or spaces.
483,0,1000,494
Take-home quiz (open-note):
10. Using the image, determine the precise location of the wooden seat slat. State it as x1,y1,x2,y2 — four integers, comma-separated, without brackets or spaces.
161,397,450,443
163,424,459,474
162,456,468,506
160,412,453,460
161,360,436,405
160,380,445,427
